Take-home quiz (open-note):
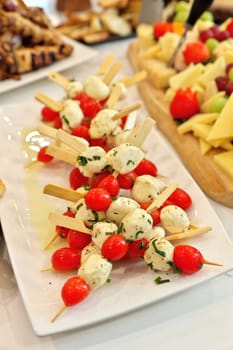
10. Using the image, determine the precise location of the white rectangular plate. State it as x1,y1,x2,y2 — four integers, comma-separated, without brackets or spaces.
1,102,233,336
0,37,97,95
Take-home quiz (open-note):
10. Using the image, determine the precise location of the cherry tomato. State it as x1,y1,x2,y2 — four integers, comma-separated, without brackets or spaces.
41,106,59,122
117,171,137,189
170,88,200,119
37,146,54,163
51,247,81,271
69,167,89,190
153,21,172,39
53,116,62,129
134,159,158,177
97,175,120,196
71,125,91,142
120,115,128,128
56,210,75,238
101,234,129,261
75,92,102,119
89,136,107,148
67,229,92,250
85,188,112,211
89,170,111,188
168,188,192,210
61,276,90,306
127,238,148,259
140,202,161,225
173,244,204,274
183,42,210,65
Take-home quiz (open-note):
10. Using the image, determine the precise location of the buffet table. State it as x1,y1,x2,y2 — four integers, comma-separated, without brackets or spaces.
1,37,233,350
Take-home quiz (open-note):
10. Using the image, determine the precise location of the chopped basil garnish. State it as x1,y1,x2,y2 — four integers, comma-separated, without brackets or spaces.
127,159,135,166
154,276,170,285
78,156,88,166
117,222,125,233
76,203,83,211
135,230,143,238
106,278,111,283
62,115,69,125
152,239,166,257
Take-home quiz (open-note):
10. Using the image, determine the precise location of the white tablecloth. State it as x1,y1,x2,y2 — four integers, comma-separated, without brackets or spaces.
1,37,233,350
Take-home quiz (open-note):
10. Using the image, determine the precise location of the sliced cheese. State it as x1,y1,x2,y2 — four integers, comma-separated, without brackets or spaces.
192,123,211,140
214,150,233,179
201,91,225,113
177,113,218,134
203,81,218,102
207,93,233,141
199,138,212,155
169,63,204,90
137,24,155,50
198,56,226,88
141,59,175,89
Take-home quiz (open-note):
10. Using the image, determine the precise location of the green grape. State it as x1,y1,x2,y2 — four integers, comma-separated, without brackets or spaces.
200,11,214,22
209,97,228,113
174,11,188,23
228,67,233,81
175,1,189,13
205,38,219,53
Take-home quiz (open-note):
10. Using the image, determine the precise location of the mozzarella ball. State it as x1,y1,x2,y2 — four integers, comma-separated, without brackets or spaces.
106,196,140,224
60,99,83,131
78,253,112,290
114,129,131,146
84,75,110,101
121,208,153,241
131,175,166,203
160,205,190,234
65,81,83,99
106,143,144,174
81,242,101,264
92,222,118,248
144,238,174,272
75,198,106,227
77,146,107,177
89,109,119,139
145,226,166,241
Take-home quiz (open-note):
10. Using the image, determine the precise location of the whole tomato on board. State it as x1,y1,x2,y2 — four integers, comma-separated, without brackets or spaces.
170,88,200,119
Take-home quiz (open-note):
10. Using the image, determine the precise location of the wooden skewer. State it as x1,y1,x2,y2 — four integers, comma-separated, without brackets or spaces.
0,178,6,197
43,184,84,202
96,54,115,76
37,123,57,139
18,0,28,10
166,226,212,241
105,84,123,109
103,61,122,85
46,144,77,165
203,259,223,267
56,129,89,153
49,212,92,234
35,92,63,112
51,304,67,323
147,183,179,212
116,70,147,88
112,101,142,121
125,117,155,148
43,232,60,250
48,71,70,89
40,267,54,272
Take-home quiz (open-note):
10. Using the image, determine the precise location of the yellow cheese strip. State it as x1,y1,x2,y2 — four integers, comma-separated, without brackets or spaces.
177,113,218,134
147,183,178,212
46,144,77,164
43,184,84,202
199,138,212,155
207,92,233,141
198,56,226,88
166,226,212,241
169,63,204,90
37,123,57,139
213,150,233,179
203,81,218,102
125,117,155,148
192,123,231,148
56,129,89,153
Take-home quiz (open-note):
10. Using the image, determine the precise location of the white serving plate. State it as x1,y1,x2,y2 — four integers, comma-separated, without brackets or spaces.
1,102,233,336
0,37,97,95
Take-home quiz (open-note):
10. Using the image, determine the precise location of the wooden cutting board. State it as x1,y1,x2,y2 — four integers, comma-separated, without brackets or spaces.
128,40,233,208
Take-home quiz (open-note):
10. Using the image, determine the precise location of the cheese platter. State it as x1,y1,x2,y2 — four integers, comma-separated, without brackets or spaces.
128,9,233,208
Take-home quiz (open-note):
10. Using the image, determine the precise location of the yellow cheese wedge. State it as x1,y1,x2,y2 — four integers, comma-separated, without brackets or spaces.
177,113,218,134
198,56,226,88
200,91,225,113
199,138,212,155
203,81,218,102
192,123,211,139
137,24,155,50
169,63,204,90
141,59,175,89
207,93,233,141
214,150,233,179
